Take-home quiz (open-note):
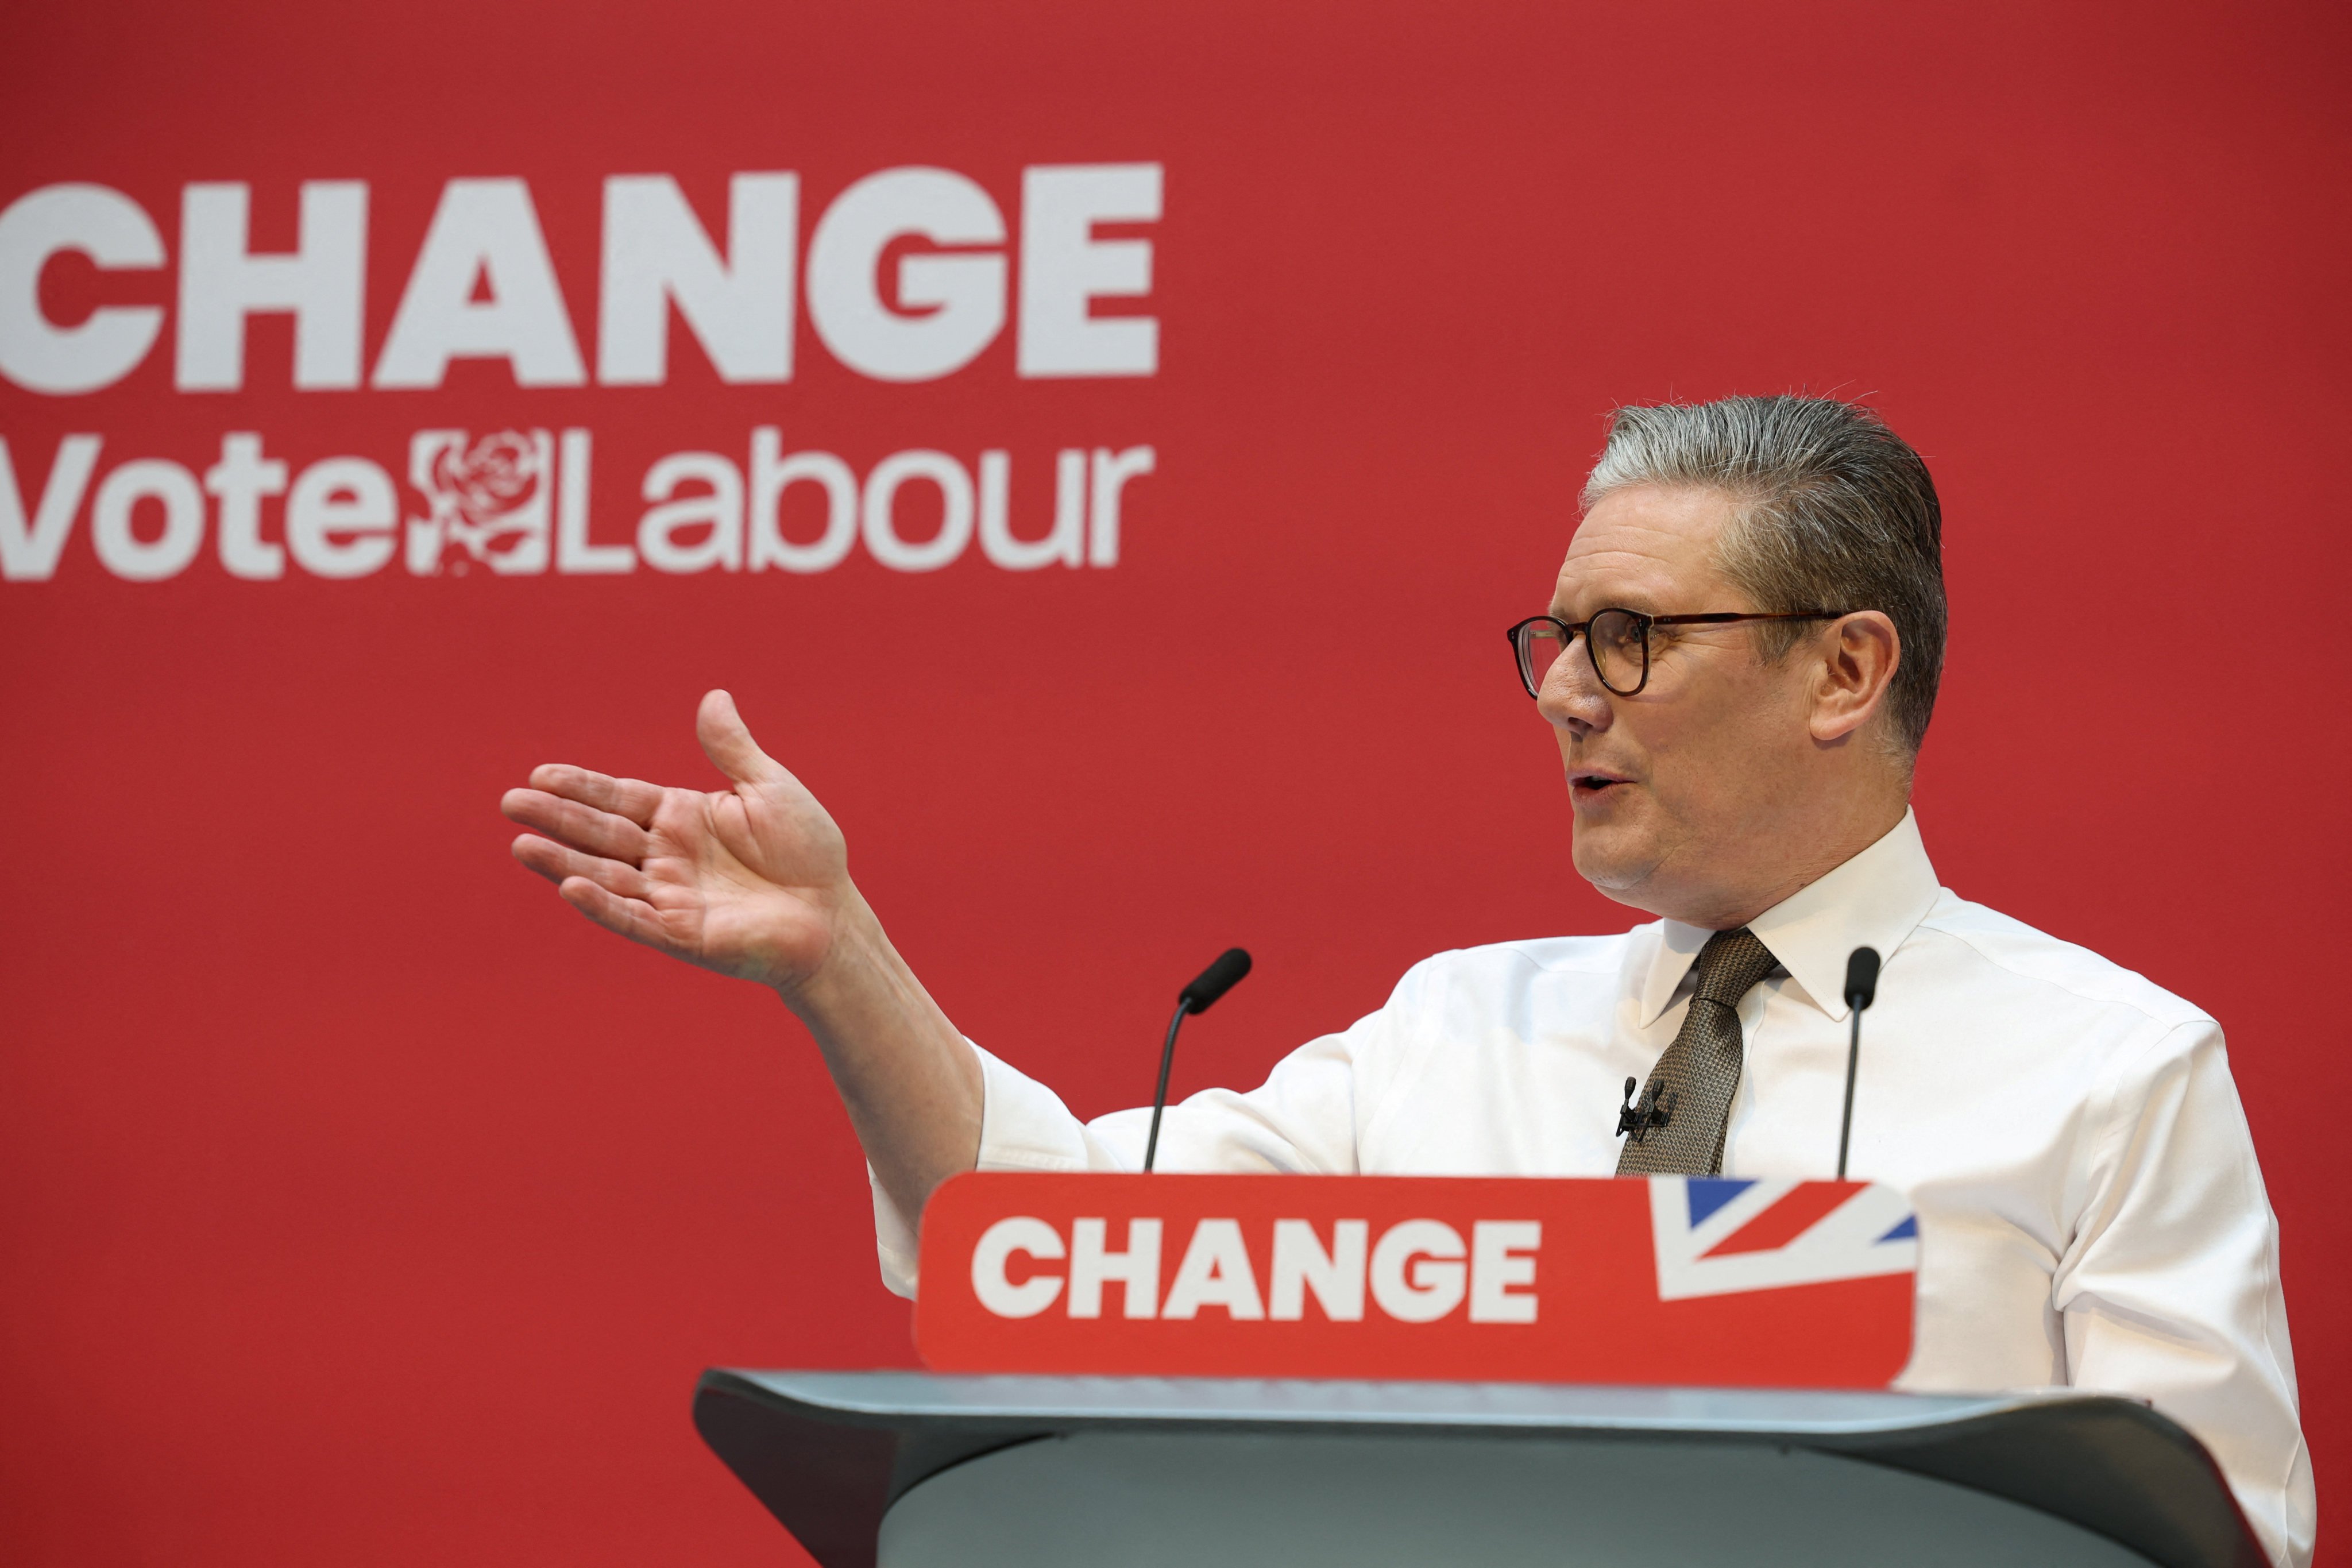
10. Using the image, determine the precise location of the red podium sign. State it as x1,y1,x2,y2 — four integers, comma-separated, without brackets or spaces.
915,1173,1917,1388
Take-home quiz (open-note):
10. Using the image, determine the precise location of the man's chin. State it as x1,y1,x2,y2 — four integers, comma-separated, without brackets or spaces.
1569,827,1662,905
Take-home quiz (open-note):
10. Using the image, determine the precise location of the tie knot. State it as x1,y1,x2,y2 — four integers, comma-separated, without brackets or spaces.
1691,926,1778,1007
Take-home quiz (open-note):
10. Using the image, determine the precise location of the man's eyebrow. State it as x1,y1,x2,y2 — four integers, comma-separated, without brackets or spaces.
1548,592,1666,619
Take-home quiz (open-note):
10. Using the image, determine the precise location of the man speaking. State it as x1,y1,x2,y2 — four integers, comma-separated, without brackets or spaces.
501,396,2312,1563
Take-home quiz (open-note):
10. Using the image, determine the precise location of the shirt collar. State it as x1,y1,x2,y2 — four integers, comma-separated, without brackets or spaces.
1636,809,1942,1027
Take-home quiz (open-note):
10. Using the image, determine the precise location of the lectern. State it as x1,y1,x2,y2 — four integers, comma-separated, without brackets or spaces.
696,1173,2268,1566
692,1369,2268,1568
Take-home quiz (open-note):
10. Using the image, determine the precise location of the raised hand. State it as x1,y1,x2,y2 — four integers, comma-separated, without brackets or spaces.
502,689,983,1216
502,689,852,994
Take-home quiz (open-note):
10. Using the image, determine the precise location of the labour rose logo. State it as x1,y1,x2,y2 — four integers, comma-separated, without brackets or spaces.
405,429,553,575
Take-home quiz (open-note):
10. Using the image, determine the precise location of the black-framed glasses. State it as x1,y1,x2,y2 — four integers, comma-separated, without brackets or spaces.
1505,609,1852,698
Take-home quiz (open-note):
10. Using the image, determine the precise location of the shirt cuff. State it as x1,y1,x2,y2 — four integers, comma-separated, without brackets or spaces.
870,1040,1098,1299
870,1163,921,1299
972,1038,1096,1173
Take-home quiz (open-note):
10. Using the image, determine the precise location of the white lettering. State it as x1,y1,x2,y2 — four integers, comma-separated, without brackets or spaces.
91,458,205,581
806,168,1005,382
747,429,857,574
204,432,288,580
971,1216,1065,1319
1067,1216,1161,1319
1018,163,1160,377
1268,1218,1367,1322
1368,1219,1466,1323
286,456,397,578
1160,1218,1265,1320
1088,445,1153,567
598,173,797,386
373,179,586,389
0,434,102,580
176,181,367,391
638,450,744,573
555,428,631,573
977,448,1085,570
2,160,1169,399
863,449,972,572
1468,1220,1540,1324
0,184,165,395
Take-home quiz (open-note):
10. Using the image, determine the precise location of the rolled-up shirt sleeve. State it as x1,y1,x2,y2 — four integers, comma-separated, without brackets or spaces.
873,968,1422,1297
2059,1020,2314,1566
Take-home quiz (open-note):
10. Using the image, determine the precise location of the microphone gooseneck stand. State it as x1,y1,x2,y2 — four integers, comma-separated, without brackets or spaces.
1835,946,1881,1180
1143,998,1190,1173
1144,947,1253,1173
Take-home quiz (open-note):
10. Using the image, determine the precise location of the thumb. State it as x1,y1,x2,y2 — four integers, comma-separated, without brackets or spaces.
697,689,784,787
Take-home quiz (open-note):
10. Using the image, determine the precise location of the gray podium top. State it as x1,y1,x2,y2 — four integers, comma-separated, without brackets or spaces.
692,1370,2265,1568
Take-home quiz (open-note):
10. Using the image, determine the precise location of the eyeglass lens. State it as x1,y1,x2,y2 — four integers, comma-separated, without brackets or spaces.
1518,611,1649,696
1517,621,1571,693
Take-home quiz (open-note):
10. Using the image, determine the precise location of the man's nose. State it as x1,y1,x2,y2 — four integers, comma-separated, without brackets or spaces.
1535,639,1612,732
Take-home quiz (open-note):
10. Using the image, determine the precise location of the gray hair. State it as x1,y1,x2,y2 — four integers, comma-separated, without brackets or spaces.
1579,395,1947,756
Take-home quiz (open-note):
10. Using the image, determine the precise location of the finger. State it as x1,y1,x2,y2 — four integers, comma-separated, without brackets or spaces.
524,763,663,827
511,833,653,899
501,787,652,862
697,689,785,789
558,875,685,956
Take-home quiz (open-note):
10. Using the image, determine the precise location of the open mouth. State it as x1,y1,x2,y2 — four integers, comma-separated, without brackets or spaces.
1571,773,1629,796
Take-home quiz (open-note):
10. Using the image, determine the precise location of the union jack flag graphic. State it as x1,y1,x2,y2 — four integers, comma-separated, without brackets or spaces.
1648,1177,1918,1301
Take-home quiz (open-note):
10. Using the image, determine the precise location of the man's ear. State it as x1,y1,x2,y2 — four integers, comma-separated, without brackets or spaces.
1811,612,1901,743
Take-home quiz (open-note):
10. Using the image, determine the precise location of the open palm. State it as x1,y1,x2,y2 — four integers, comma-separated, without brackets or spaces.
502,690,849,992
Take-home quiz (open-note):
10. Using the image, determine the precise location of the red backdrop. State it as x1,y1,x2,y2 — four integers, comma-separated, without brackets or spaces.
2,2,2345,1563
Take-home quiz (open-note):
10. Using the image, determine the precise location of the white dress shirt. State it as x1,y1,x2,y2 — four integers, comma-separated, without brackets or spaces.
871,811,2314,1565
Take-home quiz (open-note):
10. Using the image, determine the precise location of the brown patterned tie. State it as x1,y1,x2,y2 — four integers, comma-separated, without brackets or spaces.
1616,927,1781,1176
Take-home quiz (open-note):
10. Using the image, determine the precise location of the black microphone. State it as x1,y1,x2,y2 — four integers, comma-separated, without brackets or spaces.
1144,948,1253,1172
1180,948,1253,1014
1836,946,1880,1179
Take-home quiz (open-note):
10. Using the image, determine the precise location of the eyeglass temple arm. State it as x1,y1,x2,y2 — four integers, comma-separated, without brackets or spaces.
1645,609,1851,627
